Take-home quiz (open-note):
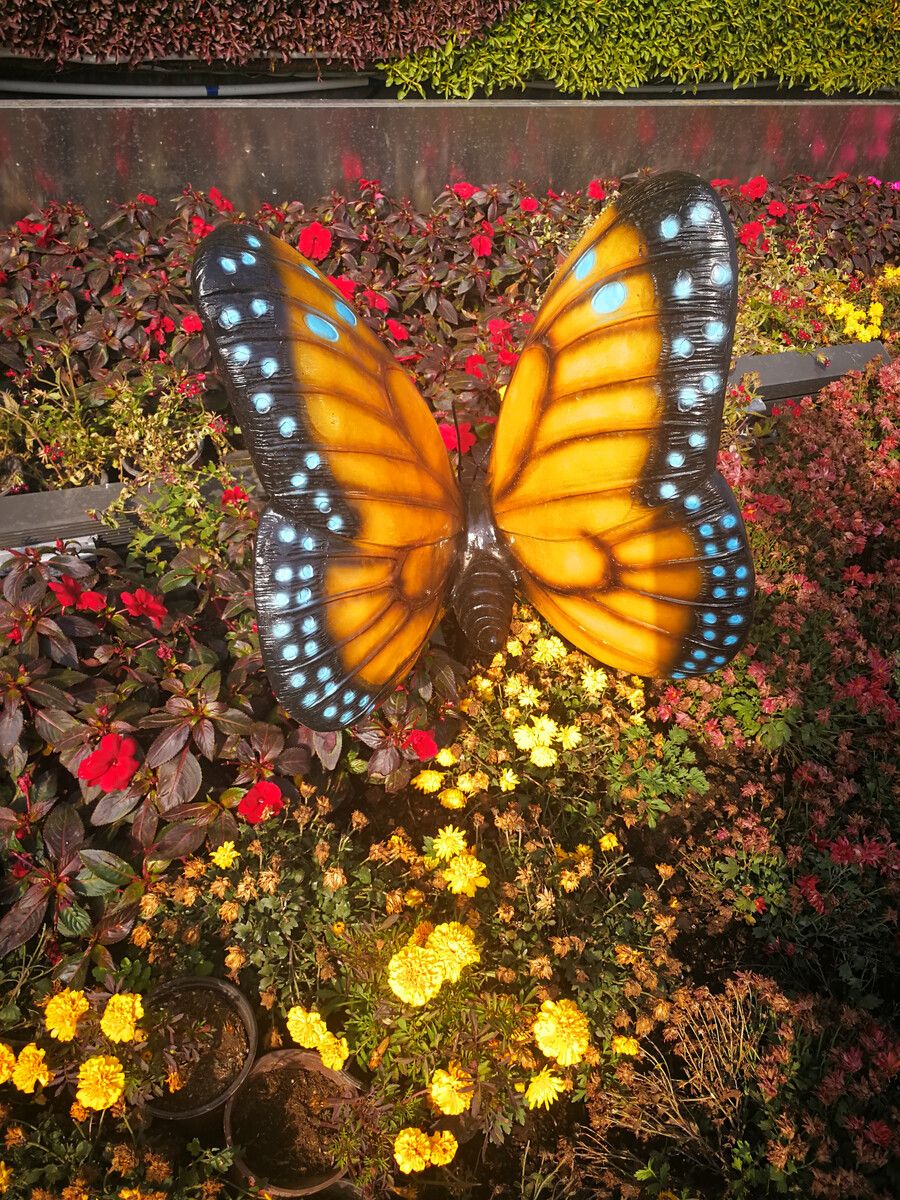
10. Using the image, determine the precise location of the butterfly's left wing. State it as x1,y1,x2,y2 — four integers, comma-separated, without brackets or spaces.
193,225,463,731
487,172,754,678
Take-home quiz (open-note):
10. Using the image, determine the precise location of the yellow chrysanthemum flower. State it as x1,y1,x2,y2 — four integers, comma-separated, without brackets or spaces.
435,747,458,767
11,1044,51,1093
529,716,559,746
0,1044,14,1086
76,1054,124,1110
44,988,90,1042
412,770,444,794
393,1126,432,1173
581,666,608,698
429,1129,458,1166
442,853,489,898
498,767,519,792
512,725,536,751
529,745,558,769
533,998,590,1067
387,945,446,1007
431,825,468,861
429,1061,474,1115
318,1033,350,1072
504,674,523,699
505,638,523,657
518,685,540,708
438,787,466,810
611,1036,640,1056
286,1006,328,1048
524,1067,566,1110
599,832,621,852
531,636,566,665
100,993,144,1043
427,921,480,982
558,725,582,751
210,841,239,869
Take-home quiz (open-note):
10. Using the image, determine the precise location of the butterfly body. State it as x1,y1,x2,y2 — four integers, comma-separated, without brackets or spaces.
193,172,754,733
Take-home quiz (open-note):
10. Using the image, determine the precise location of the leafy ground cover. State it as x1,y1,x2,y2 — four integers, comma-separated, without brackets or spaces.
0,175,897,1199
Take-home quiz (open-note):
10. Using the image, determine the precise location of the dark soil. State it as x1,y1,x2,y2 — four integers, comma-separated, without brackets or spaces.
151,988,250,1114
231,1064,348,1187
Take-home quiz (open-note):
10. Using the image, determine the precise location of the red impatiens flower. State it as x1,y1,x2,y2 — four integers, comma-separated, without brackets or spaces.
7,627,22,644
464,353,486,379
470,233,493,258
767,200,789,218
208,186,234,213
386,318,410,342
221,484,249,507
740,175,769,201
402,729,438,760
191,215,215,238
738,220,765,248
437,422,477,454
16,219,47,236
587,179,606,201
362,289,389,313
48,576,105,613
298,221,332,261
181,313,203,334
451,182,477,200
78,733,140,792
120,588,168,629
487,317,511,346
519,196,539,213
237,780,284,824
328,275,357,301
136,193,158,207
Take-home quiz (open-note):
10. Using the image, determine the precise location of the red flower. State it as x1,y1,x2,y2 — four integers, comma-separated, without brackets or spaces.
328,275,357,301
740,175,768,201
121,588,168,629
77,733,140,792
498,348,519,367
451,182,477,200
191,215,215,238
362,289,389,312
710,178,736,187
464,353,486,379
298,221,332,261
754,897,767,913
487,317,511,346
587,179,606,201
48,576,106,613
738,220,765,248
519,196,539,213
136,193,158,207
437,422,476,454
16,219,47,236
470,233,493,258
221,485,249,507
7,627,22,644
403,729,438,760
181,313,203,334
237,780,284,824
208,186,234,213
767,200,789,218
386,318,410,341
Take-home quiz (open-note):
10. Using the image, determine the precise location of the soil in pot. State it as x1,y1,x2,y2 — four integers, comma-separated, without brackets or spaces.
229,1062,348,1187
150,987,250,1115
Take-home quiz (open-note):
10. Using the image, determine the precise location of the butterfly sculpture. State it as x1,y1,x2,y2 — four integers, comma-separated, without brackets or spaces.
192,171,754,733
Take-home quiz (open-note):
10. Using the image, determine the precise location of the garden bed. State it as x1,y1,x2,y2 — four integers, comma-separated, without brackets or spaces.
0,173,897,1199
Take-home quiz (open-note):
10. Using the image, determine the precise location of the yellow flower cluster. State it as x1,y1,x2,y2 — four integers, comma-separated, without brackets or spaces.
8,1043,51,1092
599,832,621,852
580,665,608,699
210,841,239,869
76,1054,124,1110
0,1044,14,1085
533,998,591,1067
387,922,480,1005
429,1061,474,1115
393,1126,458,1173
44,989,89,1042
524,1067,566,1110
530,636,567,665
611,1035,640,1056
100,993,144,1043
442,852,489,897
822,297,883,342
430,824,468,861
285,1005,350,1071
511,715,581,768
0,1161,10,1192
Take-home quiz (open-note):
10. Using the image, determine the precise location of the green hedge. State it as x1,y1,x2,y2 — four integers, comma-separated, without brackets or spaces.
384,0,900,96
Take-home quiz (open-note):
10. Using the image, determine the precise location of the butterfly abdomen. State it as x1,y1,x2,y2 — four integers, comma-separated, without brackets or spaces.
451,480,517,657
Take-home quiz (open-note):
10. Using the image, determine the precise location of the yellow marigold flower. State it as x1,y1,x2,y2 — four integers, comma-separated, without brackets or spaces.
0,1045,16,1086
530,716,558,746
435,747,457,767
558,725,582,751
581,666,608,698
0,1162,10,1194
533,998,590,1067
599,832,621,852
11,1044,51,1093
518,685,540,708
44,989,90,1042
286,1006,328,1048
438,787,466,810
393,1126,432,1174
429,1129,458,1167
611,1036,640,1056
455,772,482,794
431,825,468,861
429,1061,474,1115
532,636,566,665
387,945,445,1006
442,852,489,898
76,1054,124,1110
512,725,536,751
504,674,523,698
70,1101,90,1121
210,841,239,869
427,921,480,982
505,638,523,656
529,745,558,769
524,1067,566,1110
498,767,519,792
100,993,144,1043
318,1033,350,1072
412,770,444,794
